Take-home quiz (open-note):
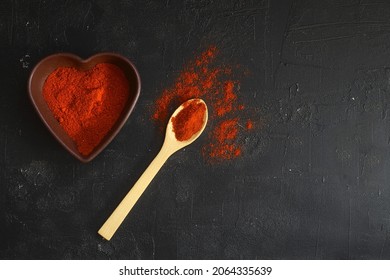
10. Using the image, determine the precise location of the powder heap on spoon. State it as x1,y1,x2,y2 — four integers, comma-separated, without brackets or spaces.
172,99,207,141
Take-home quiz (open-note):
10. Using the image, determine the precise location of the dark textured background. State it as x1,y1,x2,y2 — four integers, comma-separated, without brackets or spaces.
1,0,390,259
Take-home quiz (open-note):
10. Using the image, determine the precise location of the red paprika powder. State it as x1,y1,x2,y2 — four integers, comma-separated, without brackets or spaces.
172,100,206,141
153,46,254,162
43,63,130,156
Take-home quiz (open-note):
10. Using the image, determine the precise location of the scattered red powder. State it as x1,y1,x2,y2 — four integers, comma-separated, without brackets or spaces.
246,120,254,130
205,118,242,160
215,81,237,117
152,46,252,162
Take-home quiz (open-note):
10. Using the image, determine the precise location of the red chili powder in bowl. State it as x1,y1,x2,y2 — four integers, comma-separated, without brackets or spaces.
42,63,130,156
153,46,254,162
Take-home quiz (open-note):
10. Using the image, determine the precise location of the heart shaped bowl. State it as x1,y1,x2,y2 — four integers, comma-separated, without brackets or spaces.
28,53,141,162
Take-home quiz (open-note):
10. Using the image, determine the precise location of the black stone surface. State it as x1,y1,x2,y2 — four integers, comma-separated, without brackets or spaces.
1,0,390,260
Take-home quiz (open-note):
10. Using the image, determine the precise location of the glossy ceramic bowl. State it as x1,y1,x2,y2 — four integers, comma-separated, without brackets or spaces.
28,53,141,162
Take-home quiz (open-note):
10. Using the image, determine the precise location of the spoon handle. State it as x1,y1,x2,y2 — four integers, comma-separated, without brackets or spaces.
98,146,172,240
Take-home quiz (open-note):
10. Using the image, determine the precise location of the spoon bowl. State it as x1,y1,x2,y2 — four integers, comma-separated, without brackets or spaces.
163,98,208,152
98,98,208,240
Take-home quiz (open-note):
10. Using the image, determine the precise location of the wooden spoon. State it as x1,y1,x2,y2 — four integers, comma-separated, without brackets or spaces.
98,98,208,240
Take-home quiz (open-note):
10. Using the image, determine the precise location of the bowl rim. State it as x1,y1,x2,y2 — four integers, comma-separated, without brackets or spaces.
28,52,141,163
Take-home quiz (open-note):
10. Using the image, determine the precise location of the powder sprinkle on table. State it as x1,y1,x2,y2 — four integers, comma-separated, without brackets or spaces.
152,46,253,162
